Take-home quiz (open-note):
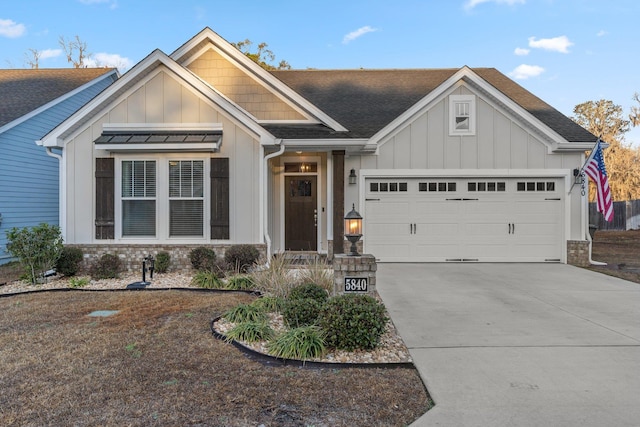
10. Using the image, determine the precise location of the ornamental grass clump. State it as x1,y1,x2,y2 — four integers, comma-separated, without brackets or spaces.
225,321,274,343
319,294,389,351
267,326,326,360
225,274,255,291
191,271,224,289
251,295,286,313
223,303,267,323
251,253,298,298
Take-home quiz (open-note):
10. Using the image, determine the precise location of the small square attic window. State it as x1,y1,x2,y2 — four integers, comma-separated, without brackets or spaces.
449,94,476,136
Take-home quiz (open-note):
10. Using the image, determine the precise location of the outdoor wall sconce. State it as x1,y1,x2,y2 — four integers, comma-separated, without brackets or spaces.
344,203,363,256
348,168,357,185
573,168,584,184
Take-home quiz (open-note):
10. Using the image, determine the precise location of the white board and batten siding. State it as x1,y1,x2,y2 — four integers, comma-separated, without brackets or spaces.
345,86,583,263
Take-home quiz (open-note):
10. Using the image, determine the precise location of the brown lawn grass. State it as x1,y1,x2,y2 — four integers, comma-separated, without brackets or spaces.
588,230,640,284
0,289,431,427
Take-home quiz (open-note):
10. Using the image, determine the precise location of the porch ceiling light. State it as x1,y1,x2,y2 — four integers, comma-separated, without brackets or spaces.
344,203,363,256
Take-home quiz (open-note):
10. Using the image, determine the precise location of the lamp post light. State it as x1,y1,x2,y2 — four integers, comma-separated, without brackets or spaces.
344,203,363,256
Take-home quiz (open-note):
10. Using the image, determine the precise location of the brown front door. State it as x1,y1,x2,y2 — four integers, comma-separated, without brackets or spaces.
285,176,317,251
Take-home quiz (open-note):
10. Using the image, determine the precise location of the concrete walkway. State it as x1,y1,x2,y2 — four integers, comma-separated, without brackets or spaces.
376,263,640,427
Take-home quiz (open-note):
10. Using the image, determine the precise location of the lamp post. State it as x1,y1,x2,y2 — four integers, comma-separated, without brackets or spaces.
344,203,363,256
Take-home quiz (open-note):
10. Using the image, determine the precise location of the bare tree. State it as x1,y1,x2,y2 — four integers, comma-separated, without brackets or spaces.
24,48,41,69
59,35,91,68
630,92,640,127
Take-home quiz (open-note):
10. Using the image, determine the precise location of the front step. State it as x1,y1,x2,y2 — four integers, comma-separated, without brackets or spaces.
278,252,328,267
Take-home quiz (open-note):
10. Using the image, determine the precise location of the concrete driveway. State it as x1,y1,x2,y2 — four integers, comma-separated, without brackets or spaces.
376,263,640,427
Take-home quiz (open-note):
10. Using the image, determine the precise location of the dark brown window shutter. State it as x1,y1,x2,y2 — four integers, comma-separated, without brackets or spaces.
95,158,115,239
210,157,229,239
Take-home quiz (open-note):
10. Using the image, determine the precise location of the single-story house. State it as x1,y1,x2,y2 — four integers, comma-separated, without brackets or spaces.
0,68,118,265
37,27,598,270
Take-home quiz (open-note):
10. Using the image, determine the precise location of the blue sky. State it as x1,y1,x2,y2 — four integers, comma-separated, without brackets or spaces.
2,0,638,144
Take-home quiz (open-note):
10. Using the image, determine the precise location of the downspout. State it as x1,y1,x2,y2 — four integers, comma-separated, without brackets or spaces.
263,141,285,264
45,147,66,242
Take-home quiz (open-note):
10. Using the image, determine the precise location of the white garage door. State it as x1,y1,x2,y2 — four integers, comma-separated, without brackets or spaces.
364,178,563,262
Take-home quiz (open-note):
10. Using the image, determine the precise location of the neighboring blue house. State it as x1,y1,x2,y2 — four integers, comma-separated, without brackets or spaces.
0,68,118,265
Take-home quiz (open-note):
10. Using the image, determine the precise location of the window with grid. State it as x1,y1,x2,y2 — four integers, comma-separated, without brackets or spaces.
169,160,204,237
122,160,156,236
449,95,476,135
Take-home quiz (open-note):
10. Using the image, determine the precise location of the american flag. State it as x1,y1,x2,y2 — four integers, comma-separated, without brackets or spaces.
584,140,613,222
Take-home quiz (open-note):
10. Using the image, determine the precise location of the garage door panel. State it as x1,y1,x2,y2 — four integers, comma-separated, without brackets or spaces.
364,177,563,262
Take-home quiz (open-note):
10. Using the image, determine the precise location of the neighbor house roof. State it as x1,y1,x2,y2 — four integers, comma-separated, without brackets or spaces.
0,68,116,128
269,67,597,143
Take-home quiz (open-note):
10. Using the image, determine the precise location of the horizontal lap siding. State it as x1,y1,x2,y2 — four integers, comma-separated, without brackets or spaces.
0,75,115,263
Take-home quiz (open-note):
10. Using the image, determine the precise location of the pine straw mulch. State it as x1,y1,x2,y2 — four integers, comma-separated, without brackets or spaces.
0,289,431,427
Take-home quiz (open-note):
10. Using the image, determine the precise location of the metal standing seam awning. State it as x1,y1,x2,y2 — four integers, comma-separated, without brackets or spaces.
94,130,222,152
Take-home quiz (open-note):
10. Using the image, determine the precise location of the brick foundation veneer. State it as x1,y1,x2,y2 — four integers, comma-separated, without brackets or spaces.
567,240,590,267
67,244,267,273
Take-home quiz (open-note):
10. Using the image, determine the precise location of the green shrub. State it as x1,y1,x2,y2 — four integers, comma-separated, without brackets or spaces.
288,283,328,303
224,244,260,273
154,251,170,273
267,326,326,360
189,247,217,271
223,303,267,323
56,246,84,277
191,271,224,289
90,254,122,280
5,223,63,285
68,276,89,288
225,321,274,343
251,296,286,313
319,294,388,351
225,274,254,290
283,298,323,327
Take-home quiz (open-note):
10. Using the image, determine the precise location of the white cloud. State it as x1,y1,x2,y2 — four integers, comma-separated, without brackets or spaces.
40,49,62,60
528,36,573,53
464,0,525,10
342,26,378,44
596,30,607,37
509,64,545,80
514,47,530,56
0,19,26,38
86,52,133,70
78,0,118,9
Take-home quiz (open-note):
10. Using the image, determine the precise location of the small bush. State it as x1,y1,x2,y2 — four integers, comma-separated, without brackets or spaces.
90,254,122,280
223,303,267,323
225,274,254,290
224,244,260,273
5,223,63,285
319,294,388,351
191,271,224,289
225,321,274,343
288,283,328,303
68,276,89,288
154,251,170,273
283,298,323,328
56,246,84,277
189,247,217,271
267,326,326,360
251,296,286,313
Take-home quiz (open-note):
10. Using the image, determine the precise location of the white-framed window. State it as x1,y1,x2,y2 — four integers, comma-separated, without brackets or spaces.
449,94,476,136
169,160,204,237
121,160,156,237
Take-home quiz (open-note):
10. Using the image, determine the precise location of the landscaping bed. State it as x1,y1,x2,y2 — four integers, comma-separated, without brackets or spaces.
0,289,430,426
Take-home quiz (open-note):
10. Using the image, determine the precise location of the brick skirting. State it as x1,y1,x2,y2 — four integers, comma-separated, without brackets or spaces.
567,240,590,267
67,244,267,273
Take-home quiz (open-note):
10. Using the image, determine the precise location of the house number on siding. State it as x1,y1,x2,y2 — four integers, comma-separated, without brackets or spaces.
344,277,368,292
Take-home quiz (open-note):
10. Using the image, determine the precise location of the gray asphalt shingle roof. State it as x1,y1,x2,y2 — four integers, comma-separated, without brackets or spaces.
0,68,115,128
269,67,597,142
